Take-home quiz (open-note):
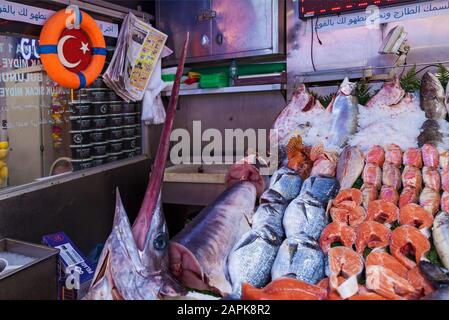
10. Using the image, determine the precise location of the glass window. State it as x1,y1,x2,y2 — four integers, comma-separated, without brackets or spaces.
0,34,142,191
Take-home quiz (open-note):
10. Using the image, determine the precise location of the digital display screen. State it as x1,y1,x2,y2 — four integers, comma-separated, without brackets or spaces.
300,0,419,18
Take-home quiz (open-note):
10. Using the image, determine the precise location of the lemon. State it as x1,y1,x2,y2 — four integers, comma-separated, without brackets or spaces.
0,166,7,179
0,141,8,149
0,160,5,169
0,149,7,159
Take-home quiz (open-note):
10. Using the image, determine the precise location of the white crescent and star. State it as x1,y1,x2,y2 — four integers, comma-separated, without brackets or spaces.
57,35,90,69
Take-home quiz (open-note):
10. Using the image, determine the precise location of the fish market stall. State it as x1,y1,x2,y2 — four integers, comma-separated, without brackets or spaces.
4,0,449,302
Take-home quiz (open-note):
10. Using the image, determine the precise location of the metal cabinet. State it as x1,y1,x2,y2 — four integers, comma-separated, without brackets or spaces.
156,0,284,65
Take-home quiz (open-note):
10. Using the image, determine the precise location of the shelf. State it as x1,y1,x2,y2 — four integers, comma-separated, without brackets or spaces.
161,84,284,97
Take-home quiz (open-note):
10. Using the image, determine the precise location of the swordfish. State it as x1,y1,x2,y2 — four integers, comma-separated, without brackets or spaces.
85,33,190,300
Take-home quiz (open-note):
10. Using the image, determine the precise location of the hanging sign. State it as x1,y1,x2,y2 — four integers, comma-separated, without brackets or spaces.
0,0,118,38
311,0,449,32
39,8,107,89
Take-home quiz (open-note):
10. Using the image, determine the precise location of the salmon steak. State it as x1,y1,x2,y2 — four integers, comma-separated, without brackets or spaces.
422,144,439,169
333,188,363,207
327,247,364,291
402,166,423,191
363,163,382,189
355,221,391,254
366,145,385,166
403,148,423,168
399,187,419,208
407,266,434,298
419,187,441,216
366,265,416,300
422,167,441,191
319,222,356,253
349,286,388,300
390,225,431,269
330,206,366,227
382,162,402,190
366,200,399,226
379,186,399,205
366,252,408,278
399,203,434,235
385,144,403,168
242,277,328,300
317,277,345,300
361,183,378,209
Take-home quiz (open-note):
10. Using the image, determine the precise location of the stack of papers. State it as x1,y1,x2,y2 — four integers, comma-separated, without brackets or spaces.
103,13,168,102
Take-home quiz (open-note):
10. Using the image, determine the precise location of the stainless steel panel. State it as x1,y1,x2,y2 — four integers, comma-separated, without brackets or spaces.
211,0,273,55
157,0,212,60
156,0,285,64
287,0,449,98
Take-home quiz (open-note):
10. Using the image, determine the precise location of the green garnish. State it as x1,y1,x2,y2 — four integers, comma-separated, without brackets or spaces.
400,65,421,93
352,177,364,190
436,63,449,89
318,93,336,109
390,221,400,231
355,79,373,106
363,247,372,259
331,241,344,248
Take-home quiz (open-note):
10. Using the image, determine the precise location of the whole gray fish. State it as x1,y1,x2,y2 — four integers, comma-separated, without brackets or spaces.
328,78,359,148
169,163,264,296
86,34,190,300
433,212,449,269
336,146,365,190
227,167,302,293
419,261,449,290
418,119,443,148
271,234,325,284
283,176,339,240
271,176,338,283
420,72,447,120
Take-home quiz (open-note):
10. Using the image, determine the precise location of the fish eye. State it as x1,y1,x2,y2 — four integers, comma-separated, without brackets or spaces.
153,233,168,251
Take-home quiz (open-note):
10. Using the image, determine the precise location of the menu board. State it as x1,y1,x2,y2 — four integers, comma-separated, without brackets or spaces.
300,0,418,18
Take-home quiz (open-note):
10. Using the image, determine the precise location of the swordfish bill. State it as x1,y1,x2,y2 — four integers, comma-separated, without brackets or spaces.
85,33,190,300
132,33,190,251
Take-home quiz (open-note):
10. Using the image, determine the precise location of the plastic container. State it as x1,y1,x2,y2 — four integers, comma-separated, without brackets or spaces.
122,113,137,126
91,116,107,129
92,155,108,167
122,103,135,113
134,147,142,155
107,127,123,140
70,130,91,145
107,91,119,101
109,102,122,114
122,137,137,150
70,144,92,159
91,142,108,156
71,158,93,171
107,152,124,163
89,128,108,143
107,140,123,153
200,72,229,89
70,116,92,131
123,149,136,158
68,102,91,116
91,77,106,88
91,102,109,115
122,125,137,138
89,90,107,101
108,115,123,127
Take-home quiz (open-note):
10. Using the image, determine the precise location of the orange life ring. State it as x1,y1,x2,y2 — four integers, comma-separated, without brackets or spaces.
39,9,107,89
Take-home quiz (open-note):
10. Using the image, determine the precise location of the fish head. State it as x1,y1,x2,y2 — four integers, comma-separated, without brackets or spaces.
86,190,185,300
421,72,444,99
339,77,356,96
419,261,449,290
